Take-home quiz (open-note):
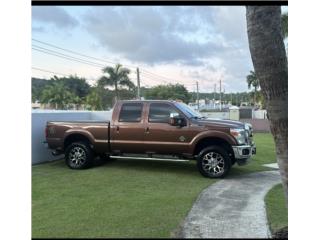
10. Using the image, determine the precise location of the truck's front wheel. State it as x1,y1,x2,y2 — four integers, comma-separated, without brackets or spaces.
65,141,94,169
197,146,231,178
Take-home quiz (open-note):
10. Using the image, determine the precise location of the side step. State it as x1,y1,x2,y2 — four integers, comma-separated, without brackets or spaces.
109,155,189,162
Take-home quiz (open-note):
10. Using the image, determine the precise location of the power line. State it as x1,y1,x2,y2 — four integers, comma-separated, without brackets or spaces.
140,71,170,84
32,38,136,69
33,38,191,85
32,38,200,89
32,44,107,67
32,67,70,77
140,69,178,84
32,47,104,69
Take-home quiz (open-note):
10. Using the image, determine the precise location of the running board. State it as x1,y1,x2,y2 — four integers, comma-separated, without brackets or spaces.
109,155,189,162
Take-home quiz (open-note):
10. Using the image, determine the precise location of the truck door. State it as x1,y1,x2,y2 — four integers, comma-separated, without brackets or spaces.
144,102,193,154
110,102,146,154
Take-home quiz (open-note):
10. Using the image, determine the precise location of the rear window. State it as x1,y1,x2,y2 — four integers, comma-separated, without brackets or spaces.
119,103,143,122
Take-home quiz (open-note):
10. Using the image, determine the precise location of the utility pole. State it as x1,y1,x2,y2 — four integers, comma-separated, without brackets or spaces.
214,83,216,100
196,81,199,111
231,92,233,105
136,67,141,100
219,79,222,110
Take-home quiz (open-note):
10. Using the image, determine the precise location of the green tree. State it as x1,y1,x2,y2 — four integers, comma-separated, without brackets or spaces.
85,87,103,110
246,70,260,106
98,64,134,101
144,84,191,103
247,6,288,202
51,75,90,99
32,77,52,102
40,81,75,109
281,12,288,39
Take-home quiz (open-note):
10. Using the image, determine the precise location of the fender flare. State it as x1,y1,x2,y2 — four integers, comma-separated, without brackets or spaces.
190,130,237,153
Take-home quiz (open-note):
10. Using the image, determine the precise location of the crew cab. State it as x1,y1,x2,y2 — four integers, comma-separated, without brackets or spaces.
45,100,256,178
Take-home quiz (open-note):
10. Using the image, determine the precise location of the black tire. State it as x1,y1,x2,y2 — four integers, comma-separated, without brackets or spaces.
65,141,94,169
197,145,232,178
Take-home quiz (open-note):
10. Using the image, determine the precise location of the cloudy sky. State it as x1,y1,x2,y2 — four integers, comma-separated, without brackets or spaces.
32,6,287,93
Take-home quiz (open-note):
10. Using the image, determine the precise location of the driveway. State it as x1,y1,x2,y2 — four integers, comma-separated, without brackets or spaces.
178,170,281,238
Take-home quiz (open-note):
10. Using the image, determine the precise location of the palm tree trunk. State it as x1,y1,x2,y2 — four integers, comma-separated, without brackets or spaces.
115,82,119,101
254,87,256,107
246,6,288,203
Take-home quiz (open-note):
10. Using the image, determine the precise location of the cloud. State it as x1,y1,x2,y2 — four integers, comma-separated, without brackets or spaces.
32,6,78,29
83,6,232,65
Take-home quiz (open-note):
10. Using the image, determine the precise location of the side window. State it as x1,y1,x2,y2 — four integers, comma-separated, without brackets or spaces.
119,103,143,122
148,103,179,123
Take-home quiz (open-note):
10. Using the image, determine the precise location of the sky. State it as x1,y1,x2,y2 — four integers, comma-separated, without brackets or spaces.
32,6,288,93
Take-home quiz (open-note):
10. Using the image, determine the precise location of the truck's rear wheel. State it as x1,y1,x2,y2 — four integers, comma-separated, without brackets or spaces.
197,146,231,178
65,141,94,169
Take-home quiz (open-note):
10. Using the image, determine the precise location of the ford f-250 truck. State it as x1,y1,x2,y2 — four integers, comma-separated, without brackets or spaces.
45,100,256,178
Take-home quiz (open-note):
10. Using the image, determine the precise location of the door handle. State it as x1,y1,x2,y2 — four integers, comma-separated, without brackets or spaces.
116,126,119,133
145,127,150,134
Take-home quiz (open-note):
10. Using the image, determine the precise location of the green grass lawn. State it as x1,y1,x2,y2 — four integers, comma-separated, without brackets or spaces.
32,133,276,238
265,184,288,233
230,132,277,175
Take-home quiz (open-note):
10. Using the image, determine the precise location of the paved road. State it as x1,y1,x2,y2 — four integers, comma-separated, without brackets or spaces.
178,171,281,238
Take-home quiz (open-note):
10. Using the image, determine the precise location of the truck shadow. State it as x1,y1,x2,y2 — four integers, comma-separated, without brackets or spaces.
101,158,200,177
43,157,256,178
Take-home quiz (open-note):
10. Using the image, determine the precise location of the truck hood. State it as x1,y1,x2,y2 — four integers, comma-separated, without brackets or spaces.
194,118,245,129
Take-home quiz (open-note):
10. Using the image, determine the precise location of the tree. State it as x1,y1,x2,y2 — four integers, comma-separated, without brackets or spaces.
98,64,134,101
281,12,288,39
246,70,260,106
85,87,103,110
246,6,288,202
40,81,76,109
144,84,191,103
51,75,90,99
32,78,51,102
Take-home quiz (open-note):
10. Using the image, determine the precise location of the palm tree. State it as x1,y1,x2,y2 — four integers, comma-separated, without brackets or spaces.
246,6,288,203
85,87,103,110
40,81,74,109
98,64,134,101
246,70,259,106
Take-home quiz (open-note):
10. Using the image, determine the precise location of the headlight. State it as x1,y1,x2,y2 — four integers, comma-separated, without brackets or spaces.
230,128,246,145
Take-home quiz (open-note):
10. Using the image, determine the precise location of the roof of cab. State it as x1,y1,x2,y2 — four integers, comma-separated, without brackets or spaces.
117,100,179,103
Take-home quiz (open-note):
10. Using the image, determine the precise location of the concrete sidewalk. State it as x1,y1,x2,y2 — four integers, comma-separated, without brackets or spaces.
178,171,281,238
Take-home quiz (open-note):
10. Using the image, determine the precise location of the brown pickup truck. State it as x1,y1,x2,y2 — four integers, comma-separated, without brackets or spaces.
45,100,256,178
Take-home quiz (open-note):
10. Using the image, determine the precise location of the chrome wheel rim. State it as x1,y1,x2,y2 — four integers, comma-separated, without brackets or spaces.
202,151,225,176
69,147,86,167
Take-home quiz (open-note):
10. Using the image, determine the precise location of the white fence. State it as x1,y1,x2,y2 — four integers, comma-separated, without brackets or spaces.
253,109,268,119
201,109,268,120
32,110,112,165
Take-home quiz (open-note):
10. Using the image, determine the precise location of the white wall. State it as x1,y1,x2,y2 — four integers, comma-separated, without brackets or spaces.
253,110,268,119
32,110,112,165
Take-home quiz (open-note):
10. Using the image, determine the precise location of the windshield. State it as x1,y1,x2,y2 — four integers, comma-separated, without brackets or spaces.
175,102,203,119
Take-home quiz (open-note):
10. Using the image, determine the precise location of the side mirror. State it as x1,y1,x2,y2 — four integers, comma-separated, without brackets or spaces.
169,113,186,127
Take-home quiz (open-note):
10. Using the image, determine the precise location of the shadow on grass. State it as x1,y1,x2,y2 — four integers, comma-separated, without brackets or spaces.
36,156,272,180
39,157,202,178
